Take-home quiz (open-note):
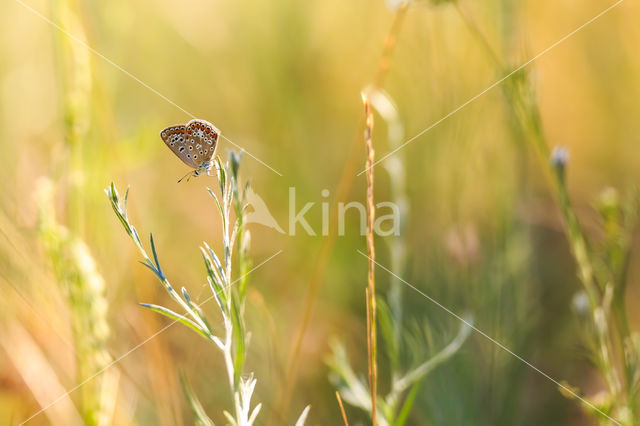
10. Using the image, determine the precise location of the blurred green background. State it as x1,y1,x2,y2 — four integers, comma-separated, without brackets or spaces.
1,0,639,424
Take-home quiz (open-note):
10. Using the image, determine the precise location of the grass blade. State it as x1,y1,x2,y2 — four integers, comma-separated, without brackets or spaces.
139,303,210,340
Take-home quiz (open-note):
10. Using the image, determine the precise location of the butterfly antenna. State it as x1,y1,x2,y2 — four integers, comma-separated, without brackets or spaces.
177,170,193,183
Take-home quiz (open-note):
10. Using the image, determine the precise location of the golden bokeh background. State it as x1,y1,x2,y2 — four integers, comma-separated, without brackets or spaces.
1,0,639,424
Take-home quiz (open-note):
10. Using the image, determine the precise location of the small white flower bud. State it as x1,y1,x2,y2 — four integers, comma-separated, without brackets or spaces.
550,146,569,174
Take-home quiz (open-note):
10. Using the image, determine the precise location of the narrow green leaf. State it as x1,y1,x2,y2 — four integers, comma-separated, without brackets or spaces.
394,382,421,426
243,180,250,201
217,157,226,195
200,247,228,312
149,233,165,278
140,303,210,340
228,150,241,179
179,372,215,426
230,218,241,251
394,318,472,393
107,186,131,234
202,244,226,287
123,186,130,212
207,188,225,220
222,411,236,426
377,298,400,370
231,297,246,384
294,405,311,426
182,286,192,303
183,289,214,334
207,277,226,313
248,403,262,425
139,260,162,278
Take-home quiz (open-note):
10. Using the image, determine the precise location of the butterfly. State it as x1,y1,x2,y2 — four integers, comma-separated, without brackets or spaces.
160,119,220,182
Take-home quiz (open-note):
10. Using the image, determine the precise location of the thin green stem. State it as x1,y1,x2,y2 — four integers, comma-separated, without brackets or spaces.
106,154,260,425
458,5,636,421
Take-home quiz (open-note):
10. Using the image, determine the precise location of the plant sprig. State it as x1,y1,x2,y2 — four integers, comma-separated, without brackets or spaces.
107,154,309,425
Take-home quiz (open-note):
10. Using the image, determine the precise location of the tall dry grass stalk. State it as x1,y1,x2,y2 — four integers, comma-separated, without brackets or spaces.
368,87,408,369
372,3,408,89
328,18,471,425
363,93,378,426
38,1,117,424
336,391,350,426
273,4,410,422
36,178,115,426
51,0,92,236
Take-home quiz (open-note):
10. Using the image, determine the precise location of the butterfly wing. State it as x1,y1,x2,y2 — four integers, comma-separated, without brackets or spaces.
184,119,220,166
160,125,199,168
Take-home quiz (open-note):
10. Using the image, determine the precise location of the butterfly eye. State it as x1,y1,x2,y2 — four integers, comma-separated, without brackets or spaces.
189,146,193,150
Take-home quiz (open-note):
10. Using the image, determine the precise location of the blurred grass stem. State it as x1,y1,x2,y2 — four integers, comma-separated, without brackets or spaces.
274,5,409,422
363,93,378,426
458,6,636,421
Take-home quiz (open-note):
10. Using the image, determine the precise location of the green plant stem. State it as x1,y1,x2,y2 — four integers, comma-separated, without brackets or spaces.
520,72,630,425
551,165,601,309
458,5,636,421
106,156,261,425
454,3,504,71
